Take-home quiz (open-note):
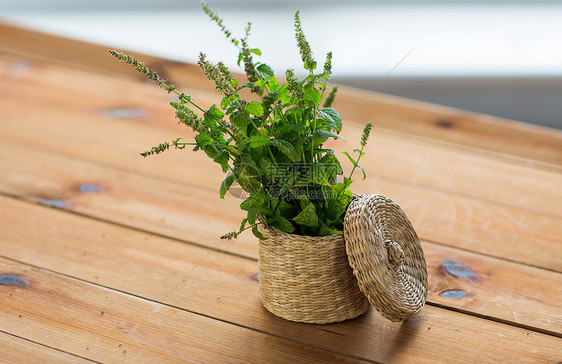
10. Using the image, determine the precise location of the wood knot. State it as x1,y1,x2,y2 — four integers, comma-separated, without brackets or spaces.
0,274,29,287
442,259,478,280
440,290,466,299
104,107,145,120
77,183,102,193
435,119,454,128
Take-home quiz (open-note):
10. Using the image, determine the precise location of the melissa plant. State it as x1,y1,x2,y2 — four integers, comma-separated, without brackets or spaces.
109,3,372,239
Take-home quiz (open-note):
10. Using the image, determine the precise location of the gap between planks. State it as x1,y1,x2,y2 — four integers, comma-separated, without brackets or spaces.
1,85,560,220
0,136,560,273
1,23,562,169
1,196,561,363
2,129,561,222
424,301,562,339
2,233,561,341
0,257,366,363
0,255,372,364
1,52,561,177
0,330,99,364
1,194,561,339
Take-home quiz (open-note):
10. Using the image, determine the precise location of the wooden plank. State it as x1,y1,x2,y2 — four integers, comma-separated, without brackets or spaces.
1,58,561,220
424,244,562,337
0,22,214,94
1,195,561,352
2,22,562,168
2,21,561,363
0,331,94,364
333,85,562,168
0,258,360,363
358,176,562,272
346,121,562,218
1,137,560,272
0,138,256,260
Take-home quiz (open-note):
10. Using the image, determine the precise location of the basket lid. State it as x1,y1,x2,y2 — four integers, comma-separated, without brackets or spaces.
343,194,428,322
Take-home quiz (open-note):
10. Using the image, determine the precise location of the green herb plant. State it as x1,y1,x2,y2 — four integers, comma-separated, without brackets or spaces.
109,3,372,240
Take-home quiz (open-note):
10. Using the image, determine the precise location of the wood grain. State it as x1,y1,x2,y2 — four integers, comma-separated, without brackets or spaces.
0,23,214,94
333,86,562,168
2,22,561,168
1,196,560,345
1,137,560,272
357,176,562,272
0,257,363,363
0,331,94,364
2,21,562,362
1,57,561,220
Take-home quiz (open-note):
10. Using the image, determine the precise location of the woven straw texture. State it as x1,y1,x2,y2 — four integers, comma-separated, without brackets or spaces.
344,194,428,322
258,225,370,324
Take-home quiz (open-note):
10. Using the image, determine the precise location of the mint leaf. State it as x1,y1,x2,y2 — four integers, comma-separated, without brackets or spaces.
307,164,330,185
235,161,262,196
213,150,230,172
230,110,250,132
292,203,319,227
256,63,275,78
246,101,264,117
342,151,357,165
195,133,212,149
272,215,295,233
317,224,342,236
303,86,321,107
277,199,297,218
219,174,235,199
319,153,343,176
317,108,342,132
247,205,258,225
332,188,352,219
221,96,231,110
204,105,224,123
240,135,270,151
314,129,341,145
252,225,266,240
267,139,301,162
304,60,317,71
240,189,269,211
357,163,367,180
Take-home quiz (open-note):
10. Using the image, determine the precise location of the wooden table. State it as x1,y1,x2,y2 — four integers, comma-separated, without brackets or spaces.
1,23,561,363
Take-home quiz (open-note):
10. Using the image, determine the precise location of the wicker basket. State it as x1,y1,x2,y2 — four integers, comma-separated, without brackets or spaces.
257,194,428,324
344,194,428,322
258,225,370,324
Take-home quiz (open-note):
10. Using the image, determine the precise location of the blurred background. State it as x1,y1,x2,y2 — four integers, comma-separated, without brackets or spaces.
2,0,561,129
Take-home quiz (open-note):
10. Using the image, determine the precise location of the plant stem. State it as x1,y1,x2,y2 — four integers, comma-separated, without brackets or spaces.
309,71,318,162
177,91,206,113
248,117,278,167
348,144,365,180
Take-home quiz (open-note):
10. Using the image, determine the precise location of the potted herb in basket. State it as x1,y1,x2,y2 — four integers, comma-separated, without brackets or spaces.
109,3,428,324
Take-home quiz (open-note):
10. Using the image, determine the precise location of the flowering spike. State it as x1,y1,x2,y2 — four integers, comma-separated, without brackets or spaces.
286,69,304,100
201,2,238,46
140,141,170,157
197,53,235,96
360,122,373,147
294,11,314,69
323,51,333,76
108,50,174,93
323,86,338,108
241,39,258,84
